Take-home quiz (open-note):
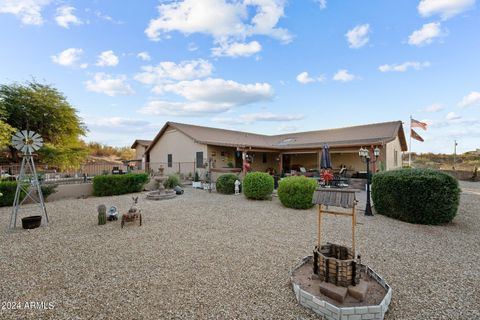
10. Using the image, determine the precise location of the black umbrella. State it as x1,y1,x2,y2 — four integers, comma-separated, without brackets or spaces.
320,144,332,169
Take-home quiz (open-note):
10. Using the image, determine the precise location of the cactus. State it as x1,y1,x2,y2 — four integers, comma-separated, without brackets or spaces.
97,204,106,225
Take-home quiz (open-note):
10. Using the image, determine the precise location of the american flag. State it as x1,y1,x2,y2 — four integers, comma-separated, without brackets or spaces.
411,118,427,130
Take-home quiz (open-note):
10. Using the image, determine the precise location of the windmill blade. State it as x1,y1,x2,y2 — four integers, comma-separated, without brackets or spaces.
32,136,43,144
21,130,29,138
12,136,23,142
31,132,41,140
27,131,35,138
13,132,24,139
21,145,28,153
31,144,42,151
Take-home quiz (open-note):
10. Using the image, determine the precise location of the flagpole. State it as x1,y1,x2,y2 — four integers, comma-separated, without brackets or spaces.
409,115,412,167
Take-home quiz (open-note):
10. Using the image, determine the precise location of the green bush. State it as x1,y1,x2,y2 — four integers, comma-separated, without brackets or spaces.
243,172,274,200
163,174,181,189
372,168,460,225
216,174,239,194
0,182,57,206
278,176,318,209
93,173,149,196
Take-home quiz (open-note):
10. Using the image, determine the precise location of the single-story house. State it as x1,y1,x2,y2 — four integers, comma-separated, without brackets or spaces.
138,121,407,178
131,139,152,161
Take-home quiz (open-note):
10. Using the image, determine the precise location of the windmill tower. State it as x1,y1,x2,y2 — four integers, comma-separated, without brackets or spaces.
9,130,49,229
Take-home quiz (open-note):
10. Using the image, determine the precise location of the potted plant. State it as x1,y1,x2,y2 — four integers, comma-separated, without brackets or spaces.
192,171,202,188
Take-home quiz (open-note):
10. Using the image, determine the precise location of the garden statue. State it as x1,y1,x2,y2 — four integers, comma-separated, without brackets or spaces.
107,206,119,221
97,204,107,225
234,179,241,195
121,196,142,228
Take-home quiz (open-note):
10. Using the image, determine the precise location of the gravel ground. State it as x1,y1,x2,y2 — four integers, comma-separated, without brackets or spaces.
0,181,479,320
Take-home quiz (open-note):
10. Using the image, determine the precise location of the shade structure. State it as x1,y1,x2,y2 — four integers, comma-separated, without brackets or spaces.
320,144,332,169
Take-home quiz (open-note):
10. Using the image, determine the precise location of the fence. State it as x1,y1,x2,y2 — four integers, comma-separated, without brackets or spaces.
0,162,198,185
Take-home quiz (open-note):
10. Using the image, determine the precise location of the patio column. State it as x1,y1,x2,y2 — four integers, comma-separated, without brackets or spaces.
278,153,283,175
318,150,322,171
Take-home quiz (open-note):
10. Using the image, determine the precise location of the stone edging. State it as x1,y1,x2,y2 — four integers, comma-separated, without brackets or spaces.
290,256,393,320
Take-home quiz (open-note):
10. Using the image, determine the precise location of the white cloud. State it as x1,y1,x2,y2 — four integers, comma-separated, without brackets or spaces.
94,10,122,24
137,51,151,61
418,0,475,20
214,112,304,124
139,100,231,116
379,61,431,72
96,50,119,67
163,78,273,105
345,24,370,49
458,91,480,107
408,22,444,46
188,42,199,51
423,103,444,112
446,112,461,120
51,48,83,66
55,6,82,28
0,0,51,25
315,0,327,9
296,72,313,84
85,73,134,96
211,41,262,57
145,0,292,44
333,69,356,82
134,59,213,90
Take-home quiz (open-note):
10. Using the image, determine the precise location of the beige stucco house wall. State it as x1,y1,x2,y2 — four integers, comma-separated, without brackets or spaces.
385,137,403,170
134,144,148,161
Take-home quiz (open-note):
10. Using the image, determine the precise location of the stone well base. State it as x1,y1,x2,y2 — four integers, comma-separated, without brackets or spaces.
291,256,393,320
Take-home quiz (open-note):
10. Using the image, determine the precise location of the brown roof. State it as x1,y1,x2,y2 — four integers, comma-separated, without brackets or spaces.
131,139,152,149
146,121,407,154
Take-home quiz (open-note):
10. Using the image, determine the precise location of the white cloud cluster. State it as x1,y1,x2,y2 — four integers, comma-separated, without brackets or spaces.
85,73,134,96
345,24,370,49
0,0,51,25
458,91,480,108
446,111,461,120
55,6,82,28
423,103,444,112
315,0,327,9
51,48,84,67
408,22,444,46
96,50,119,67
140,78,273,116
137,52,151,61
379,61,430,72
211,41,262,57
418,0,475,20
214,112,304,125
333,69,356,82
135,59,213,93
145,0,291,57
296,71,324,84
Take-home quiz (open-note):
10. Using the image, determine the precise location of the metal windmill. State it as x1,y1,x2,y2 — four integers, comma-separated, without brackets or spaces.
9,130,49,229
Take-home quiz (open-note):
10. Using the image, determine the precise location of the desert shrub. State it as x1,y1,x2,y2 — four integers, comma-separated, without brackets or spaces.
216,174,239,194
163,174,181,189
278,176,318,209
0,182,57,206
93,173,149,196
243,172,274,200
372,168,460,225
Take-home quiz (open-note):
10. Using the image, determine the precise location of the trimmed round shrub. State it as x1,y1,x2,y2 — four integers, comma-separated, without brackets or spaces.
93,173,149,196
216,174,239,194
164,174,181,189
278,176,318,209
243,172,274,200
372,168,460,225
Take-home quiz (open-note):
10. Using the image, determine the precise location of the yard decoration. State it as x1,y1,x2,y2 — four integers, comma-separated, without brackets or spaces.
107,206,119,221
121,196,142,228
97,204,107,225
9,130,49,229
234,179,241,195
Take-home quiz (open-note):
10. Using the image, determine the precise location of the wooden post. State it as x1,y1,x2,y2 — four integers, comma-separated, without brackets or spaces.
351,205,356,256
317,204,322,248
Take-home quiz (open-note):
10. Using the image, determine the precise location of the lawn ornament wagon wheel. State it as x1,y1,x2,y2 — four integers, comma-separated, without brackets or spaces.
121,196,142,228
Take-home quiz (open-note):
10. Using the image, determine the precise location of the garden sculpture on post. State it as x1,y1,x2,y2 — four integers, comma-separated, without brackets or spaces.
121,196,142,228
9,130,49,229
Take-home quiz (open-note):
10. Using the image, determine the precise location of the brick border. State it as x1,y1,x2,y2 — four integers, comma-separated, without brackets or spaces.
290,256,393,320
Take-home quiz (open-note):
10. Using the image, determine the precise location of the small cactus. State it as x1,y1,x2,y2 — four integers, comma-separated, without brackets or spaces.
97,204,106,225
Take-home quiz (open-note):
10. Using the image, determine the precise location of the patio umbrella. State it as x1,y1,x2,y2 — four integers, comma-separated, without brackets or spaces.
320,144,332,169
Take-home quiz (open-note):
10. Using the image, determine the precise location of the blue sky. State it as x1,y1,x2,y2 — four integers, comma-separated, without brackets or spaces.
0,0,479,153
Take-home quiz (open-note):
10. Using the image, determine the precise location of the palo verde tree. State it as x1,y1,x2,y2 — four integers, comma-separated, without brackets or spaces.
0,80,88,167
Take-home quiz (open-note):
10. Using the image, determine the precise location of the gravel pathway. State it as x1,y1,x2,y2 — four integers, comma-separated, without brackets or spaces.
0,181,478,320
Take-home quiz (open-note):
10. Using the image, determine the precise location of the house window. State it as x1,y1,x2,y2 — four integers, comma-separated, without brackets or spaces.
196,152,204,168
394,150,398,167
168,154,173,168
262,153,267,163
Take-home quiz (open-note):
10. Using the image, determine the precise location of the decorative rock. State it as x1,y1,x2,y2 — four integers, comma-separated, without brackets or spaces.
348,280,369,302
319,281,348,303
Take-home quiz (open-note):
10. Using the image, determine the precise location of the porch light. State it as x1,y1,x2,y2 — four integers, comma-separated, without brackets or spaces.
374,146,380,158
358,146,381,217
